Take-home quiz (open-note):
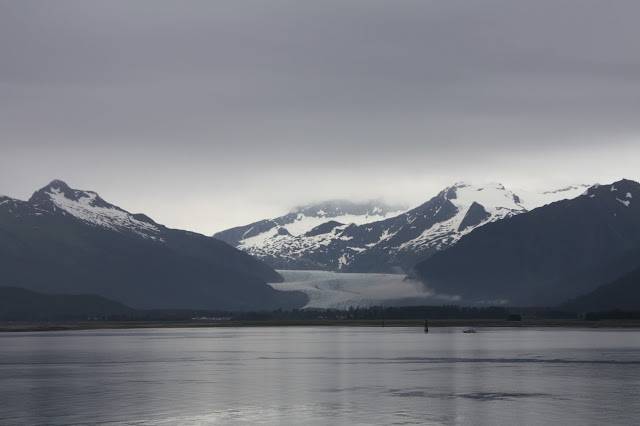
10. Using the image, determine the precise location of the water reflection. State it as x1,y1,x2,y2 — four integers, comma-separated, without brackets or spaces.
1,327,639,425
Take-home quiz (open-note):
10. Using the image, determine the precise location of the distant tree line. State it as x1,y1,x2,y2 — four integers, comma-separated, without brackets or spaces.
233,305,512,321
5,303,640,322
0,305,512,322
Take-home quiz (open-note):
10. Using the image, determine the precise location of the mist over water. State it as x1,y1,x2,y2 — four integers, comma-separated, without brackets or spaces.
1,327,639,425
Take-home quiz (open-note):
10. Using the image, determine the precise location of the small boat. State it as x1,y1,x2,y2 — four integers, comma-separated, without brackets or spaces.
462,328,476,333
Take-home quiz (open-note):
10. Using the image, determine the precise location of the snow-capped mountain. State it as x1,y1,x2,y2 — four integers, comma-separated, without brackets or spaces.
0,180,304,310
28,180,163,241
413,179,640,306
215,200,406,244
215,182,588,273
214,200,407,268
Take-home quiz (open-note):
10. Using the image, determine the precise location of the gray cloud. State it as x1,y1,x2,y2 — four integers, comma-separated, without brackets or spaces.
1,1,639,233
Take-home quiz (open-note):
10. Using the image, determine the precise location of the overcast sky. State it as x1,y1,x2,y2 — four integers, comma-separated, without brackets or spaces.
1,0,639,234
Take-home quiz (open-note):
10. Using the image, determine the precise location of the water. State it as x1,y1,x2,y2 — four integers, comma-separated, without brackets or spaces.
1,327,639,425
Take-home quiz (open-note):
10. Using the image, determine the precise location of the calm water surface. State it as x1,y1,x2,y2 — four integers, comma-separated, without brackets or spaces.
1,327,639,425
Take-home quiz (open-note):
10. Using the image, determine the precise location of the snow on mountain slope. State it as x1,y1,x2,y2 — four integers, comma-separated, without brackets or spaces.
515,184,592,210
214,200,406,266
216,182,589,273
333,182,526,273
392,182,524,255
0,195,14,208
28,180,163,240
0,196,43,218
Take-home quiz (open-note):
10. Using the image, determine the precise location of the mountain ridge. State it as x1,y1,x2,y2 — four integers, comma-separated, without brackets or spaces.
215,182,589,273
0,180,306,310
413,179,640,306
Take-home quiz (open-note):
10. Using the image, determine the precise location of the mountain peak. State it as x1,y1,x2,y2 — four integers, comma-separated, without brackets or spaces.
214,199,407,249
26,180,162,239
30,179,73,201
441,182,514,205
48,179,71,190
610,178,639,189
583,179,639,207
447,182,504,190
29,180,110,208
587,179,638,193
292,199,406,218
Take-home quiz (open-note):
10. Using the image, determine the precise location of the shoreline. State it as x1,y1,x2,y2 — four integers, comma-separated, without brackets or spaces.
3,318,640,333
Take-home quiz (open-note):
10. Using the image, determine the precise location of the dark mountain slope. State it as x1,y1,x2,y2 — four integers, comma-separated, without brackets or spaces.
0,181,306,310
560,265,640,312
413,180,640,306
0,287,134,320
